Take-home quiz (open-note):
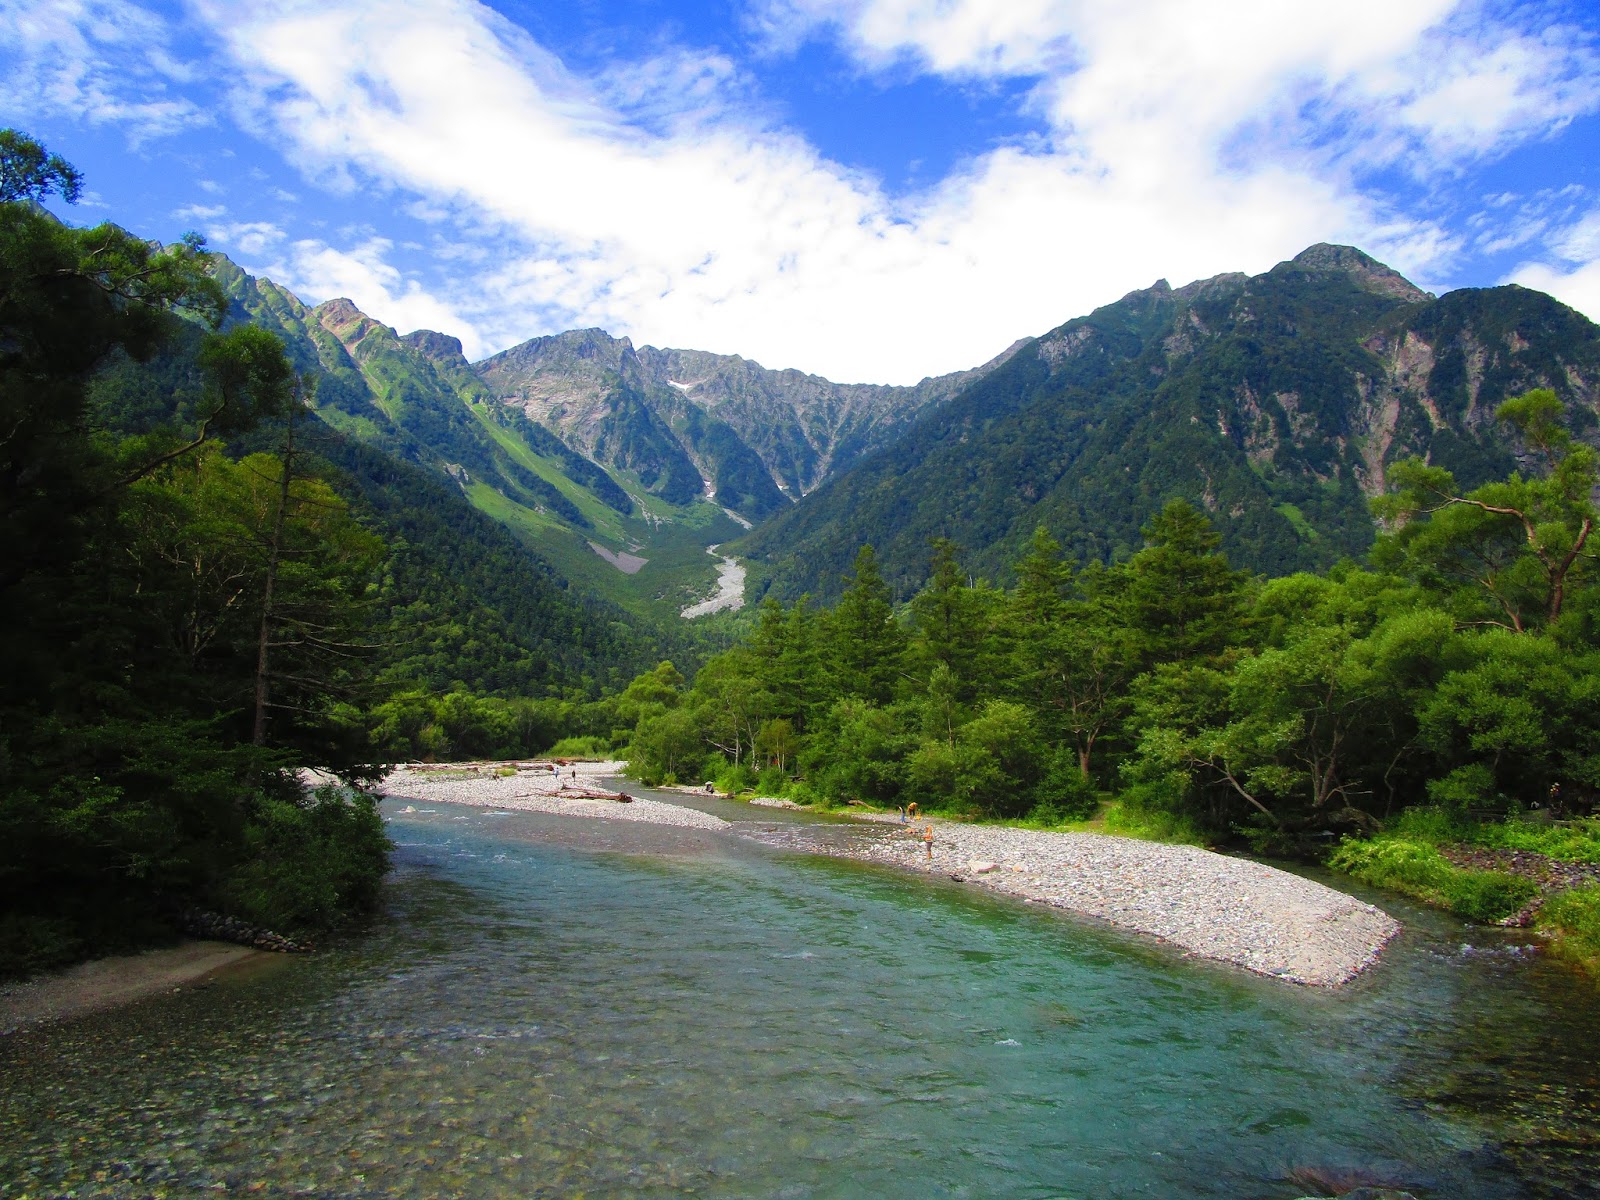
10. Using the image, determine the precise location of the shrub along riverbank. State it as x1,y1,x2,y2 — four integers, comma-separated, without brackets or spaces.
1330,810,1600,973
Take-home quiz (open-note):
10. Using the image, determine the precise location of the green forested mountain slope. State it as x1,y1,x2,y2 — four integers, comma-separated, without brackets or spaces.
209,258,747,622
736,244,1600,601
90,318,677,698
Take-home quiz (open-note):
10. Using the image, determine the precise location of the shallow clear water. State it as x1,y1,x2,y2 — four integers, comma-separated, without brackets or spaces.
3,798,1599,1199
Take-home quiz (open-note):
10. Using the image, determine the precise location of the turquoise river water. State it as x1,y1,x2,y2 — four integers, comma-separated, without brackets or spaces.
3,789,1599,1199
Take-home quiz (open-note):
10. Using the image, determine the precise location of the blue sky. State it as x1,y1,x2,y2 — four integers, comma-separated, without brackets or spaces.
4,0,1600,383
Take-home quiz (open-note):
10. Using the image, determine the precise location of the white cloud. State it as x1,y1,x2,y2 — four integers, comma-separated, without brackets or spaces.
765,0,1599,173
165,0,1600,382
174,202,227,221
1507,206,1600,325
1552,209,1600,262
1508,257,1600,324
258,235,488,357
209,219,287,257
0,0,207,137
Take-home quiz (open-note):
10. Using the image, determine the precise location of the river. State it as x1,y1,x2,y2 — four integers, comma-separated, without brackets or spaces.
2,791,1598,1198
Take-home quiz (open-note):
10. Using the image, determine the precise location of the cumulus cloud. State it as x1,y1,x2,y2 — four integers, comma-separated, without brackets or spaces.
176,0,1449,379
0,0,206,137
1508,205,1600,324
257,236,489,358
764,0,1600,173
21,0,1595,380
209,220,288,257
1509,256,1600,321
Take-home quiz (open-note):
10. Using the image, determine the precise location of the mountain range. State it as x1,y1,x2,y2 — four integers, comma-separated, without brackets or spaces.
209,255,1016,622
737,244,1600,601
207,242,1600,620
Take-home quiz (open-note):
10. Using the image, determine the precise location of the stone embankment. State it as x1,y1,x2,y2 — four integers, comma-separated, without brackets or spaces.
379,762,729,831
171,909,308,953
843,817,1398,987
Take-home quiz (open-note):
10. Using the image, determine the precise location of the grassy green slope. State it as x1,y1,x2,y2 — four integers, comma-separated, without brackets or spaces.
211,256,736,623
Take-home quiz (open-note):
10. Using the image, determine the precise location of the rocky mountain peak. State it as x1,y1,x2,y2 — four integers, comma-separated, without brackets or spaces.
314,297,363,322
1288,243,1433,304
401,329,467,367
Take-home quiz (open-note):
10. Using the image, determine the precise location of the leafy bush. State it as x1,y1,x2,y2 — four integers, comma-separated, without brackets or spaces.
218,786,391,932
1538,886,1600,975
755,766,790,797
625,708,705,785
1477,817,1600,863
1329,836,1537,922
1030,750,1100,822
713,762,759,795
1097,800,1210,845
368,690,567,761
904,739,1000,815
546,735,612,759
1391,806,1600,863
1425,763,1500,812
802,700,914,807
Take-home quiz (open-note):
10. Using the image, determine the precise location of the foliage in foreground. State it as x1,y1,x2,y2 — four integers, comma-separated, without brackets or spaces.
1538,887,1600,976
1327,837,1538,922
0,132,394,976
218,786,391,932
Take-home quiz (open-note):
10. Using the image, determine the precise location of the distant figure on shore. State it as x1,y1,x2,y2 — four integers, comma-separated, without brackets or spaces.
907,801,919,822
923,825,934,861
705,781,716,794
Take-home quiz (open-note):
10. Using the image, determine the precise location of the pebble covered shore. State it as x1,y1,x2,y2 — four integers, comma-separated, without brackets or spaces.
844,816,1400,986
379,762,729,831
381,764,1398,987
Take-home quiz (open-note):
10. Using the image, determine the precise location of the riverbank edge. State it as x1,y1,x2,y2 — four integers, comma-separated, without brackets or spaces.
612,783,1401,987
732,789,1600,982
1330,831,1600,978
0,941,269,1036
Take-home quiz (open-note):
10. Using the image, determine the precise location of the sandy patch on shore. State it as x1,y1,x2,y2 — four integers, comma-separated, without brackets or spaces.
1,942,267,1035
380,761,728,831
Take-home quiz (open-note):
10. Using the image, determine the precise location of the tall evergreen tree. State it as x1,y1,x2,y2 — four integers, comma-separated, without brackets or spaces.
1124,499,1250,668
827,545,906,705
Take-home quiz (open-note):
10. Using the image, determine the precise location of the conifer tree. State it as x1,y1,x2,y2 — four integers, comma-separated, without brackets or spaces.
827,545,905,705
1124,499,1250,667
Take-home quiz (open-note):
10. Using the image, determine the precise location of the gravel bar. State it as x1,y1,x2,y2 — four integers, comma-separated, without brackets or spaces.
379,764,1396,987
379,762,729,831
849,817,1399,987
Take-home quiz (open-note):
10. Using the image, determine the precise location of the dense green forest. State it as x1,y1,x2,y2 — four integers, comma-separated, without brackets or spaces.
624,389,1600,967
0,134,677,977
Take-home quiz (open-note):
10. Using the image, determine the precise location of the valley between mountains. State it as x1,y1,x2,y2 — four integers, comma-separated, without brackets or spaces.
211,241,1600,622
